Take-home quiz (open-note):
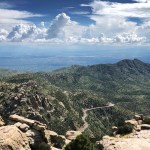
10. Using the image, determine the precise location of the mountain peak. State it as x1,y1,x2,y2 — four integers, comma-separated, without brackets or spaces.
116,59,145,66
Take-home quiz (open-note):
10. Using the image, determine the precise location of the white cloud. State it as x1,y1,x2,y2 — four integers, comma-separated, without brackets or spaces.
86,16,136,36
0,29,9,41
4,13,82,42
79,0,141,39
0,0,150,45
7,24,47,42
133,0,149,2
114,32,146,43
0,11,148,45
0,7,43,30
83,0,150,36
70,11,90,15
79,0,150,44
47,13,77,39
90,0,150,18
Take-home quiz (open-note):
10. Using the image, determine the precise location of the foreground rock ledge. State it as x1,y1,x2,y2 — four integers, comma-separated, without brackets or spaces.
101,130,150,150
0,125,30,150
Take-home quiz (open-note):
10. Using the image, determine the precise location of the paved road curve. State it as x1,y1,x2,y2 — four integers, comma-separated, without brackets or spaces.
78,103,115,133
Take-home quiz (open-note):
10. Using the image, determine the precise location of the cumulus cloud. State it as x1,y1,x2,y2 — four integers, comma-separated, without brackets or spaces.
47,13,77,39
82,0,150,37
78,0,150,44
0,12,148,45
7,24,47,42
2,13,81,42
0,29,9,41
0,0,150,45
114,32,146,43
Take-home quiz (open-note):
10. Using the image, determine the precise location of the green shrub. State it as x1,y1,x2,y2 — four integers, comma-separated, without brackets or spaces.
51,136,65,149
96,143,104,150
65,134,95,150
143,117,150,124
38,142,51,150
117,124,133,135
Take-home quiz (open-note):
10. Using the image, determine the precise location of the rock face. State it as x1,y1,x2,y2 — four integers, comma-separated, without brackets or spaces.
0,125,30,150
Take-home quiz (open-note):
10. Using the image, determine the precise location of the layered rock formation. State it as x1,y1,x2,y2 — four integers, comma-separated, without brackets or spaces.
0,114,76,150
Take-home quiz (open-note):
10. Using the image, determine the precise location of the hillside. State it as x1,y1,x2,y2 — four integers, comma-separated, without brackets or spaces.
0,69,19,78
1,59,150,139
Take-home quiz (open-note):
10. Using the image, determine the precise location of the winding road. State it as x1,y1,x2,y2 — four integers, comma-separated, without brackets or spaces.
78,103,115,133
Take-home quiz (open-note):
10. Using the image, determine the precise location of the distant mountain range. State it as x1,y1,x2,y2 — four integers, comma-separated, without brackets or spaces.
0,59,150,139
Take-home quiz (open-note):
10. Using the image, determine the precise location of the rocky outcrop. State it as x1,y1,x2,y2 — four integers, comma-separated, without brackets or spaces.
9,114,56,148
65,130,81,140
101,131,150,150
100,114,150,150
0,125,30,150
10,114,47,131
0,81,54,125
0,114,75,150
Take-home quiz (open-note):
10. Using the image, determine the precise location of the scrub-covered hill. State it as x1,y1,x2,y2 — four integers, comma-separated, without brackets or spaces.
1,59,150,139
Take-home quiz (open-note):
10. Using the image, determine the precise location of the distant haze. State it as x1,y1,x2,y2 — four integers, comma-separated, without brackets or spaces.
1,44,150,72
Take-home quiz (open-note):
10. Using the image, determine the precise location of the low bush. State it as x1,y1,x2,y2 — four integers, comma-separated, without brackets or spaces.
51,136,65,149
143,116,150,124
117,124,133,135
96,143,104,150
65,134,95,150
38,142,51,150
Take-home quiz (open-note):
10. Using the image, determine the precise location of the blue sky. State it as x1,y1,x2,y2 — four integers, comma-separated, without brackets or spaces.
0,0,150,47
1,0,150,70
